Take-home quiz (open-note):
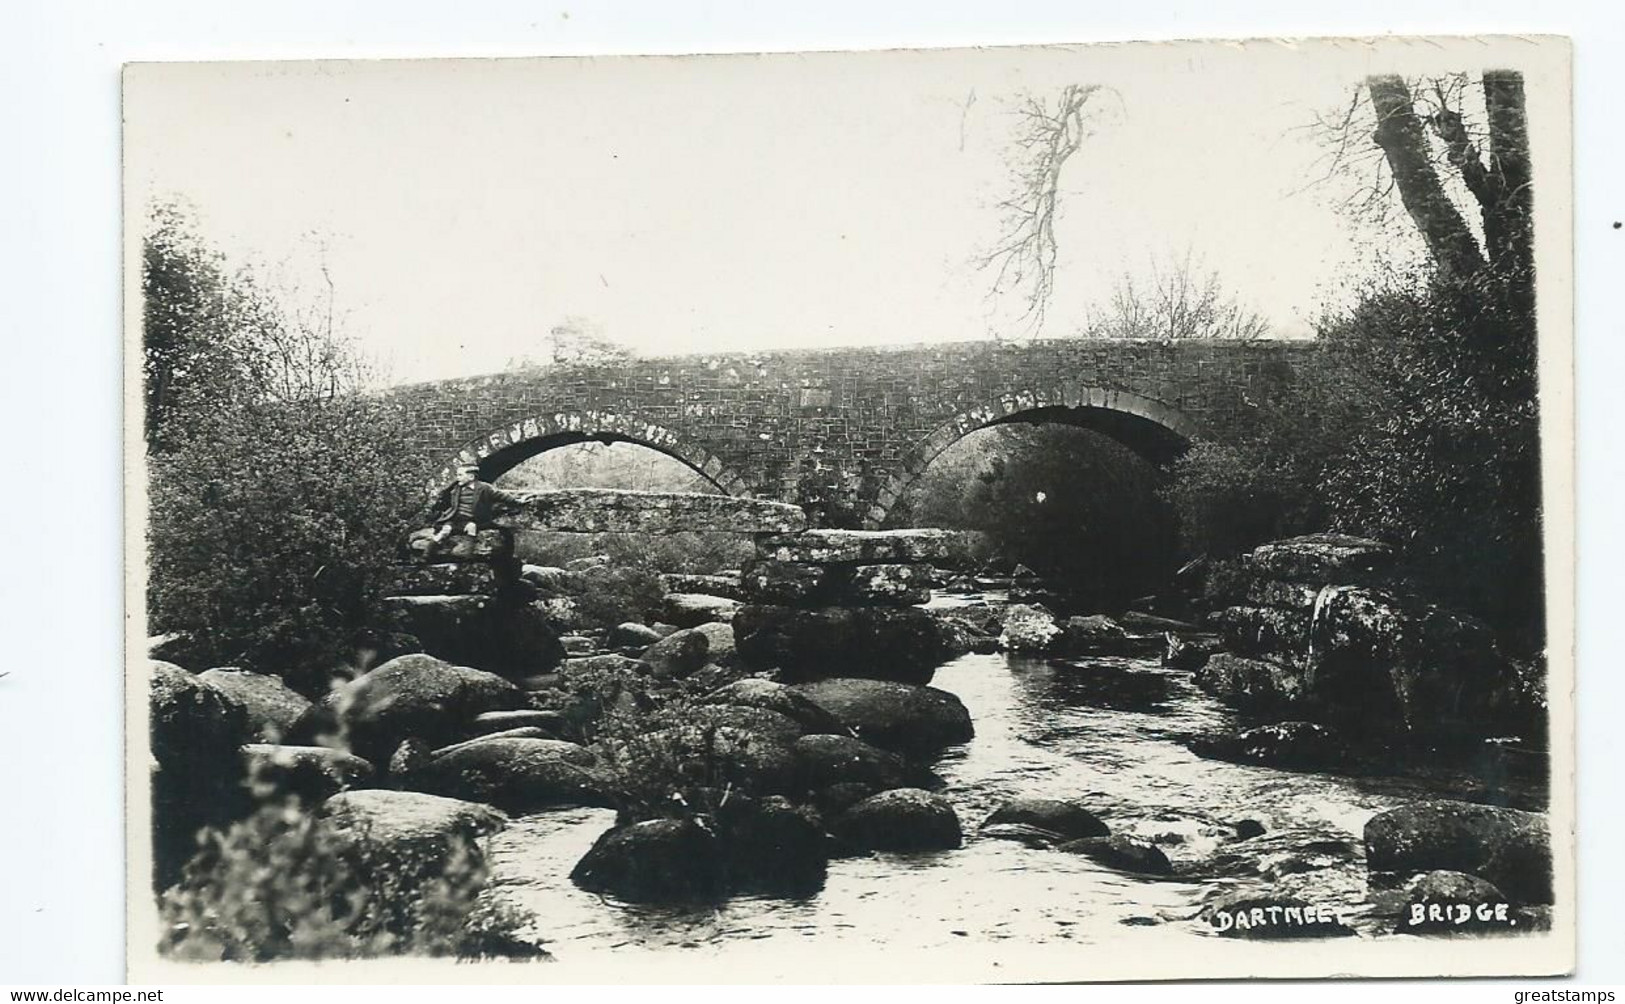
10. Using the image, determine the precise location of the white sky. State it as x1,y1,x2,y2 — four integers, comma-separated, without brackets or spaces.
125,41,1514,386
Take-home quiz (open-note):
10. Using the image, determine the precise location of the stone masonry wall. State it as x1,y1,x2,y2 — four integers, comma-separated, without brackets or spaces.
387,337,1318,526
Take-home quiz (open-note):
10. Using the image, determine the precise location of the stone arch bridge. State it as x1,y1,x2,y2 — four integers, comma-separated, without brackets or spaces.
389,338,1315,528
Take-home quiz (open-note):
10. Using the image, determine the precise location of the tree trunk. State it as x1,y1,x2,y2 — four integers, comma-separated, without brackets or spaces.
1481,70,1535,289
1366,75,1487,283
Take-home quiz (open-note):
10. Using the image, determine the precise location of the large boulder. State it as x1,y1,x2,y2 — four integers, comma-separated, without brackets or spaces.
791,678,973,756
702,679,847,735
842,564,934,606
832,789,963,852
570,817,727,902
640,628,710,678
326,654,526,765
401,736,613,812
1244,533,1393,583
467,709,569,737
1209,606,1312,667
998,604,1062,653
148,661,254,889
755,528,957,565
1058,835,1173,875
197,668,313,741
983,797,1109,841
1188,722,1349,771
609,622,663,648
557,653,652,686
1245,578,1323,610
690,622,738,668
662,593,740,627
384,594,566,680
1312,588,1518,739
1364,801,1552,904
1192,653,1305,714
320,789,507,887
384,561,510,597
739,560,833,605
733,605,951,685
519,564,573,592
241,744,374,803
790,733,938,794
1058,615,1130,654
405,527,512,562
659,573,747,601
712,795,829,896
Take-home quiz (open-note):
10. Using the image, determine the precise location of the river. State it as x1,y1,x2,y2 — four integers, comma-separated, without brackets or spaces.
485,598,1539,967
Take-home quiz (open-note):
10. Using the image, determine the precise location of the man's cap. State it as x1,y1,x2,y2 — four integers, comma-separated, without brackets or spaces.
457,463,480,474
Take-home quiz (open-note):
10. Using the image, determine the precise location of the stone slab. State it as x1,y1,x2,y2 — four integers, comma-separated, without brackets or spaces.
1244,533,1393,583
755,528,957,565
495,489,807,534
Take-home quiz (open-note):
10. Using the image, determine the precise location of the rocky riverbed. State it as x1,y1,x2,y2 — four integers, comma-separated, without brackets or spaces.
478,629,1550,962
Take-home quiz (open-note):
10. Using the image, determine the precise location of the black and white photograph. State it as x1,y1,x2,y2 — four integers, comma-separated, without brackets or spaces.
121,36,1575,982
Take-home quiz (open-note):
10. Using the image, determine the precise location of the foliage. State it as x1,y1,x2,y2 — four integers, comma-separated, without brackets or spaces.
143,205,429,692
142,202,277,452
157,797,540,962
591,695,752,823
1165,269,1542,648
1165,72,1543,650
893,424,1177,606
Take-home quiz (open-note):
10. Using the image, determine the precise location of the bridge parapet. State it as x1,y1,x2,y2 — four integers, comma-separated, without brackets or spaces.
387,337,1319,523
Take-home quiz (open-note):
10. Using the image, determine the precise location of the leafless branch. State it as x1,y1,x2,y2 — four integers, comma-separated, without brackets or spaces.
976,83,1107,336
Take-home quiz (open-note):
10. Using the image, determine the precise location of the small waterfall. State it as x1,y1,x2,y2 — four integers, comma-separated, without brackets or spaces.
1305,584,1340,673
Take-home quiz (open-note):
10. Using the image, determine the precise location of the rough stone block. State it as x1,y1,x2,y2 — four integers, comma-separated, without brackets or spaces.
497,489,807,534
1245,578,1324,610
662,593,741,627
1192,652,1307,714
842,564,934,606
1244,533,1393,583
740,560,835,605
755,528,957,565
405,527,512,563
733,604,951,685
386,561,510,596
659,572,747,600
383,595,565,679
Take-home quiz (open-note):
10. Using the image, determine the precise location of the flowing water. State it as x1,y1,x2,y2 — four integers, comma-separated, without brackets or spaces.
486,596,1539,965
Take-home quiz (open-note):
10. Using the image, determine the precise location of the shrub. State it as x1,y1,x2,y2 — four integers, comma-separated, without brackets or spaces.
142,206,430,693
1162,270,1544,651
146,396,428,694
592,696,756,823
157,797,541,962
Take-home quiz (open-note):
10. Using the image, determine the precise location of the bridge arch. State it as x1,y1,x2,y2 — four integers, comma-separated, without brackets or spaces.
428,409,756,498
865,385,1199,528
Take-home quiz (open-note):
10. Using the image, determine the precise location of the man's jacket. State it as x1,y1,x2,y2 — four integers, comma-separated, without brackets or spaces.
433,480,522,525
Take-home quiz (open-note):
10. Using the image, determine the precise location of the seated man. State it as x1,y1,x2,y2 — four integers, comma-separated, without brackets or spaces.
431,464,523,541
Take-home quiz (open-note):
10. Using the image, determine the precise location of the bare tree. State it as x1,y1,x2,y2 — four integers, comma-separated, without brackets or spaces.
1308,71,1533,292
1091,251,1270,341
977,84,1108,334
